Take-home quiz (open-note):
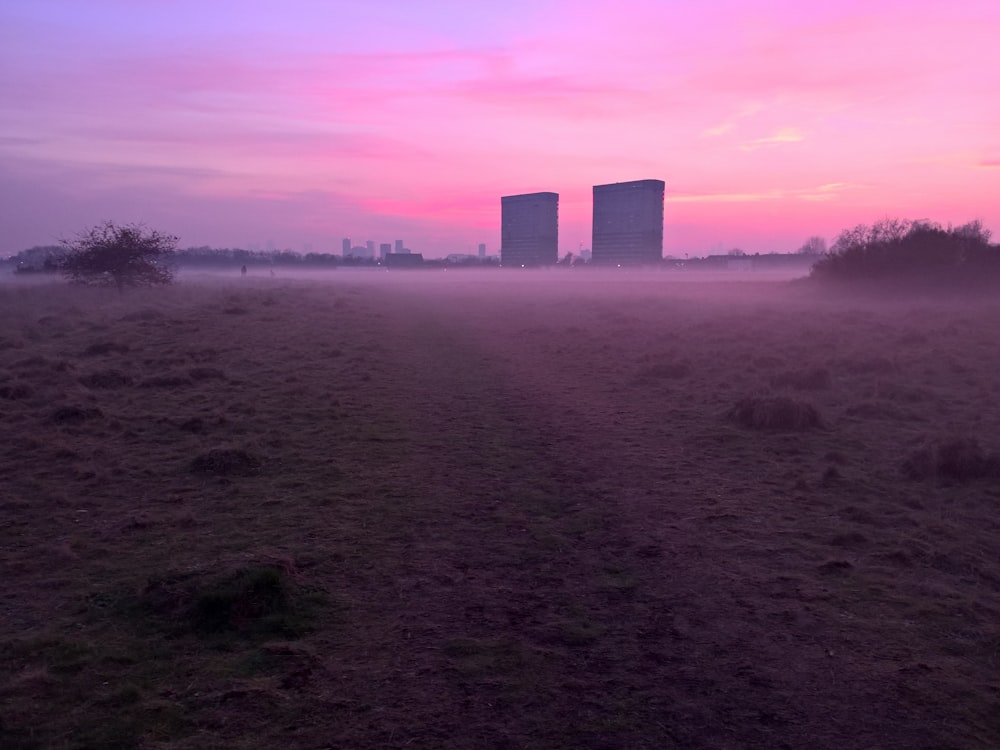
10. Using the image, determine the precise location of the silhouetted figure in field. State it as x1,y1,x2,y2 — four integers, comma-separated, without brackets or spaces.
241,264,247,277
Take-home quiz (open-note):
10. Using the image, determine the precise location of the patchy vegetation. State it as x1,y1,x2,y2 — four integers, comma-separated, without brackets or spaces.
2,276,1000,749
727,395,824,430
902,437,1000,482
190,448,263,476
811,218,1000,287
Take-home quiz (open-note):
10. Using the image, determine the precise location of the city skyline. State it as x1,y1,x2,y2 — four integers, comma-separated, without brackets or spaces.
2,1,999,258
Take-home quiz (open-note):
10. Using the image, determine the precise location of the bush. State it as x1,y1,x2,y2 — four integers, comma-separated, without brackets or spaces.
811,218,999,285
61,221,177,291
727,396,823,430
902,437,1000,482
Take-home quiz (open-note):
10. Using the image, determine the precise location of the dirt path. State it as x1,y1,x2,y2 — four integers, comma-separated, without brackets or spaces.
302,284,955,749
3,279,997,749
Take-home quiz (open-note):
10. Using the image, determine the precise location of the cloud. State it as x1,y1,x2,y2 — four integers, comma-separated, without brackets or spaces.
668,182,864,203
740,128,805,151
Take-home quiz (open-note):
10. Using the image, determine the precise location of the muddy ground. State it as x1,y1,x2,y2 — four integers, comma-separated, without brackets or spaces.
1,271,999,749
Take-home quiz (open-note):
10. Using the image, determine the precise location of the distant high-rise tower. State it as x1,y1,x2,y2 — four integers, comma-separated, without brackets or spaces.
501,192,559,267
592,180,665,265
366,240,375,256
478,243,487,259
379,243,391,259
341,238,351,256
394,239,404,254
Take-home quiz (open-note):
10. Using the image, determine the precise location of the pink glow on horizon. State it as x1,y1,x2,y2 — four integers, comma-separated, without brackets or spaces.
1,1,998,257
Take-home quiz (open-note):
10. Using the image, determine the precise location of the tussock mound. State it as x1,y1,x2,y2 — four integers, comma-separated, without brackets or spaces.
134,565,319,638
84,341,130,356
188,367,226,381
51,405,103,423
79,369,133,389
190,448,262,476
0,382,33,400
902,437,1000,482
727,396,823,430
139,374,192,388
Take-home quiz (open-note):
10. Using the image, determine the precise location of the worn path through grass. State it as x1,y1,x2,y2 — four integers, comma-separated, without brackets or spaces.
2,278,998,749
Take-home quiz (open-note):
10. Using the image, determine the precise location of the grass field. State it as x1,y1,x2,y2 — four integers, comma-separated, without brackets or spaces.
2,270,999,749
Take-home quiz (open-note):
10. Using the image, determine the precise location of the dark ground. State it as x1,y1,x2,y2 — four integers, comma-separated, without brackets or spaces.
2,274,999,748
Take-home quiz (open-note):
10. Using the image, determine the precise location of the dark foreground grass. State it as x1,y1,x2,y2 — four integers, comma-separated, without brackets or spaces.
2,276,1000,749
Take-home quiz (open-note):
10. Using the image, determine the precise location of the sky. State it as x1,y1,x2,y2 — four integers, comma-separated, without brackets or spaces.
2,0,999,258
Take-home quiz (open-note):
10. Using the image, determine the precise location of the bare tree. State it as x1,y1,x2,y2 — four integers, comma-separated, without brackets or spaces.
60,221,177,291
796,236,827,255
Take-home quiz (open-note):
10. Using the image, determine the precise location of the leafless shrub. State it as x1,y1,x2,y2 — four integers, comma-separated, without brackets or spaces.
727,396,823,430
902,437,1000,482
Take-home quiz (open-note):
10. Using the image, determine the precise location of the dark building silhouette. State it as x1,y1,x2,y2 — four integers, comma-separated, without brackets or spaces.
341,238,351,255
379,243,391,259
592,179,665,265
501,192,558,267
385,252,424,268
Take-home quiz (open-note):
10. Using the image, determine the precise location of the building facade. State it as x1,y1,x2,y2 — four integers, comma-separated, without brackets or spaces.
592,179,665,265
501,192,559,267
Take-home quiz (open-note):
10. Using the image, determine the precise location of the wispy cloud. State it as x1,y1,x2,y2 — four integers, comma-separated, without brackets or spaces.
740,128,805,151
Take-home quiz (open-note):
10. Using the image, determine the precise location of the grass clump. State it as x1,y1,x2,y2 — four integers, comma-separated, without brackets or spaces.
79,369,133,389
84,340,130,356
727,396,823,430
190,448,262,476
124,565,322,639
901,437,1000,482
51,405,103,423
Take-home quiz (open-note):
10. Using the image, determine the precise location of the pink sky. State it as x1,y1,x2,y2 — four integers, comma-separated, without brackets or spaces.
2,0,998,257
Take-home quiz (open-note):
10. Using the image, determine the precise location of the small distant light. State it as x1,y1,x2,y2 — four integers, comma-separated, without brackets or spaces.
521,264,525,268
617,264,621,268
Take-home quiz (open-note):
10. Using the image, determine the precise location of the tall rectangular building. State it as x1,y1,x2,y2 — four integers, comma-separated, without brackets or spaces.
501,192,558,267
592,180,665,265
341,238,351,256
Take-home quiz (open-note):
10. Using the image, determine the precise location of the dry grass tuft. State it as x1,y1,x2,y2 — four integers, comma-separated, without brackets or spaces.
119,308,164,322
139,374,192,388
50,405,103,423
190,448,262,476
84,341,130,356
901,437,1000,482
188,367,227,381
0,382,33,400
727,396,823,430
79,369,133,389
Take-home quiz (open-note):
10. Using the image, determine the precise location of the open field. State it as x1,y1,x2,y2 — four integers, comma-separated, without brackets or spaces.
2,271,999,749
